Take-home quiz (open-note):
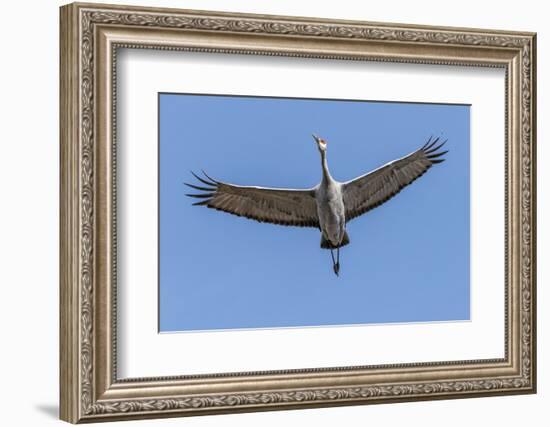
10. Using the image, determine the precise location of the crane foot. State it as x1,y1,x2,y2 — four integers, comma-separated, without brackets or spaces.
333,262,340,276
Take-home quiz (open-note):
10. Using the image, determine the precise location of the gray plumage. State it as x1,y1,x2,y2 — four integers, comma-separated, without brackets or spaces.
186,135,447,275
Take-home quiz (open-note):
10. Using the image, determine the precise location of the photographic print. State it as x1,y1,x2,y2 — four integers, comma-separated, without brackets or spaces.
159,94,470,332
60,4,536,421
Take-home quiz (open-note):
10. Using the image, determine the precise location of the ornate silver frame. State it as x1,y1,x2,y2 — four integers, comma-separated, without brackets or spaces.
60,2,536,423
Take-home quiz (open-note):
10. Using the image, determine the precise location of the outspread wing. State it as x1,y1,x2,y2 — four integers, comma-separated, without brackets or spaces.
343,136,448,222
185,171,319,228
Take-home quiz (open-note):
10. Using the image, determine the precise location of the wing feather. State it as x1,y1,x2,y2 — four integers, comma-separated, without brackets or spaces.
343,137,448,222
185,171,319,228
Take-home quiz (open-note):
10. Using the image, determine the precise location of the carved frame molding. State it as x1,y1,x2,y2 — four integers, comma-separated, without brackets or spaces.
60,2,536,423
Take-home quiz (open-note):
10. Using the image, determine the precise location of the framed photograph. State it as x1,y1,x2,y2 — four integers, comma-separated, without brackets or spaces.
60,2,536,423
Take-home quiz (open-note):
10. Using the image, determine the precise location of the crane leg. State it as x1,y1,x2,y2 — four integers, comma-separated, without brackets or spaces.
336,247,340,276
330,249,340,276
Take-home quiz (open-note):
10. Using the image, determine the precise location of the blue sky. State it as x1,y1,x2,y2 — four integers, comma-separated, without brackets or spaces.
159,93,470,332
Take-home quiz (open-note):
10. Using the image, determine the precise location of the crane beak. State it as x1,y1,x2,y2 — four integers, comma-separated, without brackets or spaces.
312,134,320,143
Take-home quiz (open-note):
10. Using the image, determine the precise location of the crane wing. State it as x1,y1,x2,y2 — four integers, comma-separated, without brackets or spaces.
343,137,448,222
185,171,319,228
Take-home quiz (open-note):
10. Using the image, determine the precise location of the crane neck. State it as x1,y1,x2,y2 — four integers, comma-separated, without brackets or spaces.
320,150,332,182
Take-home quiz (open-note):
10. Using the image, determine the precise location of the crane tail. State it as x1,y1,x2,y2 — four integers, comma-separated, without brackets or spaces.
320,231,350,249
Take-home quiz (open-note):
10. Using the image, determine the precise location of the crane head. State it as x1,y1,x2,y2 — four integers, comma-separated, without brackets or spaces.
312,134,327,152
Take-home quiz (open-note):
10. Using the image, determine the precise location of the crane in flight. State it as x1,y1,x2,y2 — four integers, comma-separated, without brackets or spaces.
186,135,447,276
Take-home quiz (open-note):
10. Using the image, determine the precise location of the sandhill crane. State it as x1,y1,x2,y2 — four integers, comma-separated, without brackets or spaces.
186,135,447,276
